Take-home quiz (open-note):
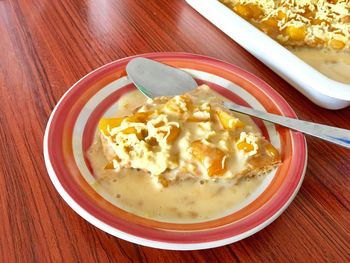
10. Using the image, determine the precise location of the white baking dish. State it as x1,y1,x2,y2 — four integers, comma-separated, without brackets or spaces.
186,0,350,110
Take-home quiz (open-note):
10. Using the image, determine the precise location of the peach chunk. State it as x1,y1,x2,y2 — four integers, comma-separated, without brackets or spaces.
262,17,278,29
234,4,253,19
166,125,181,143
126,111,152,123
237,139,254,153
98,117,125,135
246,4,263,19
311,18,324,25
216,110,244,129
330,39,345,50
277,11,287,20
190,141,227,176
158,175,169,187
341,15,350,23
157,125,181,143
285,26,306,41
104,156,121,169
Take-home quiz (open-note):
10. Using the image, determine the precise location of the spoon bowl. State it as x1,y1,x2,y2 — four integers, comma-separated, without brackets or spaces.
126,57,197,98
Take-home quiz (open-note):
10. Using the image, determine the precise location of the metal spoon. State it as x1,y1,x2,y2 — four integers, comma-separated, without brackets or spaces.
126,57,350,149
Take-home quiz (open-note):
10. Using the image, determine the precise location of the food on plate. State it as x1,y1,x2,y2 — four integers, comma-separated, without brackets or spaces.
87,85,281,222
97,85,280,184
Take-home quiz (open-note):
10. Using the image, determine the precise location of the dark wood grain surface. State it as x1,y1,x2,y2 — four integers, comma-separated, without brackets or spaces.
1,0,349,262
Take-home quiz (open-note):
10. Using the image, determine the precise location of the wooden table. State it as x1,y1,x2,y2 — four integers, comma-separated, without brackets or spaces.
1,0,349,261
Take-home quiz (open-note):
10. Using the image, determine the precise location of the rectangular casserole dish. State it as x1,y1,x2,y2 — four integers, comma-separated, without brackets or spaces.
186,0,350,109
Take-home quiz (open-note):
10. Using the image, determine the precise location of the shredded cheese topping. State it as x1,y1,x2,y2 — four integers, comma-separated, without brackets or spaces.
221,0,350,50
98,85,281,186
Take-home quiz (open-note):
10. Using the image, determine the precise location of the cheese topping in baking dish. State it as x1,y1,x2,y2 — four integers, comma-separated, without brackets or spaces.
220,0,350,50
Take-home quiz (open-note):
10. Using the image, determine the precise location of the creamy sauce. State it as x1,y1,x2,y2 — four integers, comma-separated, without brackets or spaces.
88,139,264,223
114,89,147,117
290,48,350,84
87,89,266,223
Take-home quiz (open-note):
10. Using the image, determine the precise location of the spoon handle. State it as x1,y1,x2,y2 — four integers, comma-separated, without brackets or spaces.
224,102,350,149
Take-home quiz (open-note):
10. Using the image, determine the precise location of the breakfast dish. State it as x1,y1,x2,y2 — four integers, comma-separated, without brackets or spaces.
44,53,307,249
87,85,280,222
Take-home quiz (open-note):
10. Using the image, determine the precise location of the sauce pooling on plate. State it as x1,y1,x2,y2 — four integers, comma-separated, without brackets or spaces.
88,139,265,223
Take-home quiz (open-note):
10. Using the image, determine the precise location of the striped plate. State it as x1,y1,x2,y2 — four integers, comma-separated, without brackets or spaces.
43,53,307,250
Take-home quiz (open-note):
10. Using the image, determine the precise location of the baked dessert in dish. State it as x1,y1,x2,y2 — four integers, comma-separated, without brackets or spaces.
96,85,280,187
220,0,350,50
220,0,350,84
